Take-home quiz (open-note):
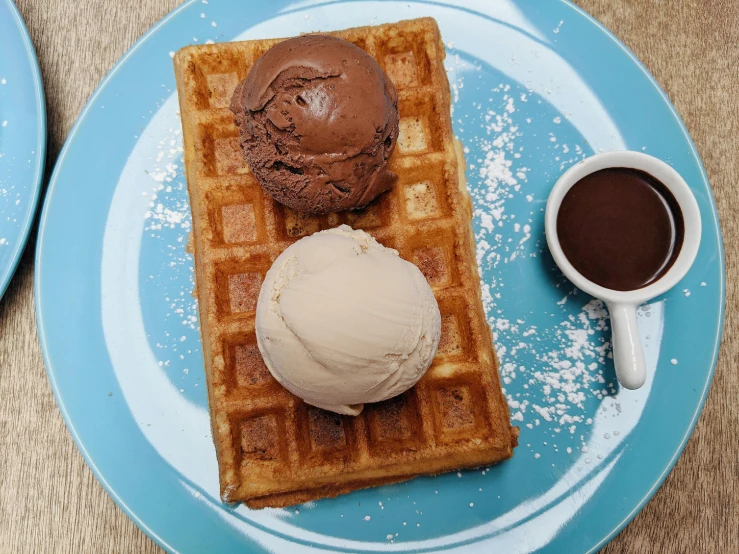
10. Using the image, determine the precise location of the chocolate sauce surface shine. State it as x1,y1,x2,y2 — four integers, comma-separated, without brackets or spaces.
556,168,684,292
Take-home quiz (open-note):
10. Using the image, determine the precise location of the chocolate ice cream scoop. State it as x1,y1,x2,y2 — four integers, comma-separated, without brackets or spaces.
230,34,399,214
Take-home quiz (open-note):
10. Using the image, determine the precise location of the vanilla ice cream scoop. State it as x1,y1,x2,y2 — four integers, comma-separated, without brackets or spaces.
255,225,441,415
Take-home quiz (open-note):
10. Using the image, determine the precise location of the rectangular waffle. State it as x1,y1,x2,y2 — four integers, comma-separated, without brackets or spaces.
174,17,518,509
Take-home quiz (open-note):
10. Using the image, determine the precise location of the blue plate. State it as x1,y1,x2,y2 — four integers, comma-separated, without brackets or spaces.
36,1,724,552
0,0,45,299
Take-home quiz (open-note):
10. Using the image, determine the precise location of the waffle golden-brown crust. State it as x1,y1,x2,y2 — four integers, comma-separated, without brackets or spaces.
174,17,517,508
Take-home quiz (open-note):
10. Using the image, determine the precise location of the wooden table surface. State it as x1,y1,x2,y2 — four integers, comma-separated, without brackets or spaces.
1,0,737,552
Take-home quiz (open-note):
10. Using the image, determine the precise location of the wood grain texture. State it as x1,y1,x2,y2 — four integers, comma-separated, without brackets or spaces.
1,0,736,552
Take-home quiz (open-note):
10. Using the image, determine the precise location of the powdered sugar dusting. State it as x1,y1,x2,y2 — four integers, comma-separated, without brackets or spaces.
140,121,200,379
466,89,532,269
446,52,627,458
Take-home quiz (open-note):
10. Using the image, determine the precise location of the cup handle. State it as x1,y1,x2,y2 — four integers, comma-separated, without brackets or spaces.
607,302,646,390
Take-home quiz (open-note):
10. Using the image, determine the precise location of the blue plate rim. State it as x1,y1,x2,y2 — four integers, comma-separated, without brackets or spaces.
1,0,47,299
34,1,726,552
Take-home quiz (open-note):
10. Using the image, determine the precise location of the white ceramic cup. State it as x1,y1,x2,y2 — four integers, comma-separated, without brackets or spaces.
545,151,702,390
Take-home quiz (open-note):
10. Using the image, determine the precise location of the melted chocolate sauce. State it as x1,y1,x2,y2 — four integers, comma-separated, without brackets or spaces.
556,168,684,291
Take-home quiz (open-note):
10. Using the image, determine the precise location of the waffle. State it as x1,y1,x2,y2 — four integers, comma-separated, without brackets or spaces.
174,17,518,509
